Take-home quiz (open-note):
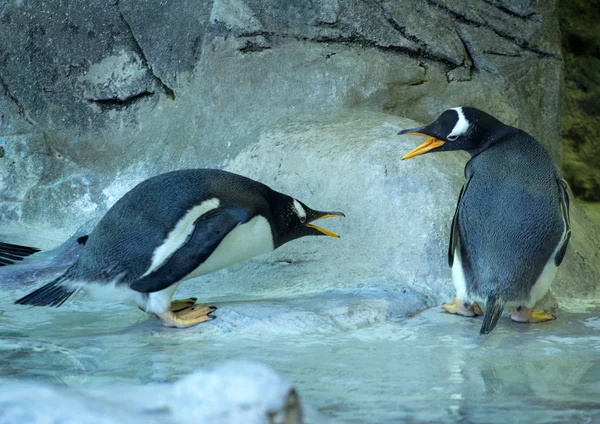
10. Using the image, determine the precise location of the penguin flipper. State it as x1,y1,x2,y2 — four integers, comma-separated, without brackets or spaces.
554,179,571,266
129,208,244,293
0,242,41,266
448,176,472,268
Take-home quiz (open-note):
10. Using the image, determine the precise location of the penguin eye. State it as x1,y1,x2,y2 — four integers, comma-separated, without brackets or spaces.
447,135,459,141
293,199,307,224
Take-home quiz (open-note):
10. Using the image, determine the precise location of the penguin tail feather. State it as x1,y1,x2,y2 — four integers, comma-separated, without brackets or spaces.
480,295,505,335
14,274,79,307
0,242,41,266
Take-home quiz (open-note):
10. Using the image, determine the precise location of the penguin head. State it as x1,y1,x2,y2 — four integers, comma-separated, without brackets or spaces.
270,194,345,248
398,107,506,159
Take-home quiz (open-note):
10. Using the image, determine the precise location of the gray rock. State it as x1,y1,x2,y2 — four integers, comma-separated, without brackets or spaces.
22,171,104,234
427,0,543,50
76,50,157,102
0,0,150,130
381,1,465,65
0,0,564,199
219,112,599,309
0,131,50,222
552,202,600,310
211,0,264,33
120,0,213,91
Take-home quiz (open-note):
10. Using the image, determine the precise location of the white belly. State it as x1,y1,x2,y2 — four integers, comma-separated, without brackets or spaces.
451,228,565,308
452,243,561,307
183,215,275,280
526,260,558,308
526,217,569,307
451,244,469,301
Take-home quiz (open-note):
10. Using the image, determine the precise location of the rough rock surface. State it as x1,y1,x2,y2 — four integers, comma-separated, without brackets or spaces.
1,0,564,232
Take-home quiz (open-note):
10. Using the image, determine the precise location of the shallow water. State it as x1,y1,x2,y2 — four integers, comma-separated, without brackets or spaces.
1,226,600,423
1,290,600,423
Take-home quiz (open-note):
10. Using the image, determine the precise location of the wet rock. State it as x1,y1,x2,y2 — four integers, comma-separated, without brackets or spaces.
168,361,302,423
0,361,302,424
22,173,104,234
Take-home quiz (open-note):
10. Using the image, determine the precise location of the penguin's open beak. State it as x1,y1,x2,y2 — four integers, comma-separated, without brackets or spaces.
306,211,345,238
398,127,445,160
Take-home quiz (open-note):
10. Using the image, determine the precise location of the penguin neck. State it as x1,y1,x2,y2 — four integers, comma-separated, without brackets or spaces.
264,190,292,249
466,125,521,158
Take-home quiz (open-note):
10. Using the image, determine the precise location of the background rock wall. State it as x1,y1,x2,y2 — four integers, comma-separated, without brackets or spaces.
1,0,563,231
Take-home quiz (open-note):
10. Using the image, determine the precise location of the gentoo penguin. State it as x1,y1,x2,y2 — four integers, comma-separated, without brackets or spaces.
399,107,571,334
0,242,40,266
15,169,344,328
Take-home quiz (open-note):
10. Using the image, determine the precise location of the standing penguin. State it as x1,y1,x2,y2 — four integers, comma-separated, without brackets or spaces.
399,107,571,334
15,169,344,328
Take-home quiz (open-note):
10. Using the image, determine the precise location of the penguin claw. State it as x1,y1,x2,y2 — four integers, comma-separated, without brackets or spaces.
157,305,216,328
442,298,483,317
509,307,555,323
170,298,199,312
175,305,215,320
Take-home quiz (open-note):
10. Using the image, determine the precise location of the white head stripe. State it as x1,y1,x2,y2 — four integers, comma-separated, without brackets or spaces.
449,107,469,137
293,199,306,219
141,198,221,277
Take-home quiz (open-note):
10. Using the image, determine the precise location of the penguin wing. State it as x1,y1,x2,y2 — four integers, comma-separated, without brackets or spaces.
554,178,572,266
129,206,249,293
448,176,472,268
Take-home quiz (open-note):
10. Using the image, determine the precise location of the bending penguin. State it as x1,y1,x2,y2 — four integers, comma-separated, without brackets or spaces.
15,169,344,328
399,107,571,334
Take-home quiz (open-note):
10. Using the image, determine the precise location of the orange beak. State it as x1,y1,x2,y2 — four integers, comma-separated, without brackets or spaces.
400,133,446,160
